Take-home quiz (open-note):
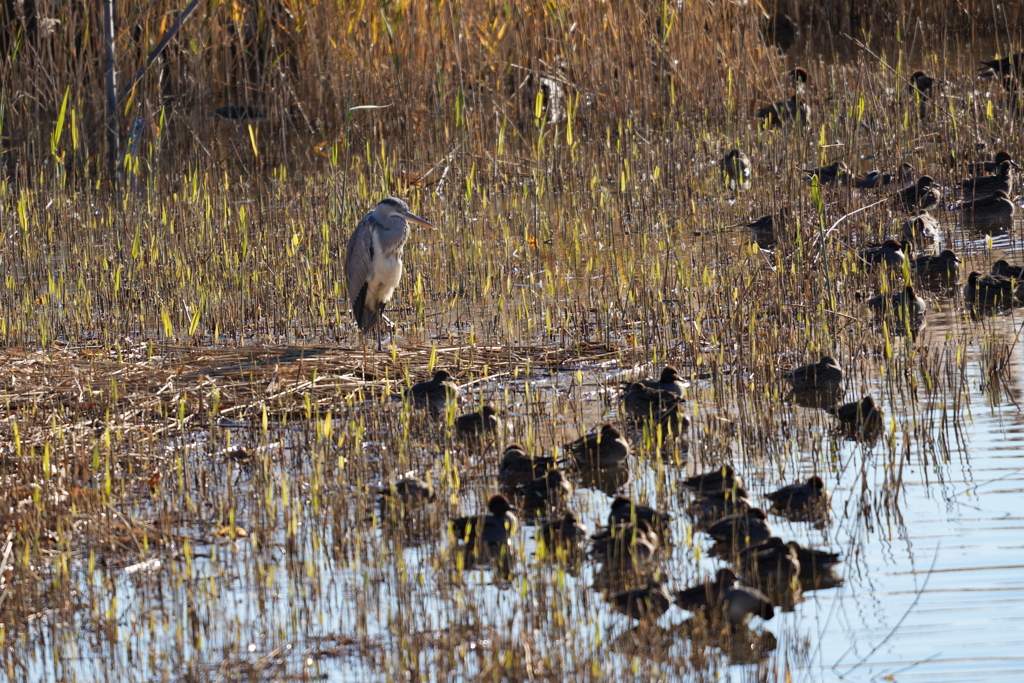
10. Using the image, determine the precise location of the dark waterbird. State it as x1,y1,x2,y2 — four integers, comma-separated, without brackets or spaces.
683,463,744,495
860,240,912,269
967,151,1016,177
607,496,671,531
564,424,630,468
576,462,632,496
787,541,842,577
960,189,1015,223
449,495,518,550
757,96,809,128
378,475,435,506
538,512,588,547
640,365,687,395
908,70,935,118
455,405,500,439
608,581,673,622
720,583,776,626
801,161,848,186
901,212,940,245
892,176,941,211
765,476,831,514
590,520,658,566
741,538,842,588
621,382,680,423
826,395,883,432
738,537,802,585
744,208,788,246
705,508,773,545
674,568,774,626
674,568,738,612
964,271,1024,307
960,160,1015,201
867,285,927,323
409,370,460,413
992,259,1024,279
857,163,914,189
853,170,886,189
979,52,1024,78
783,356,843,391
345,197,436,347
514,469,573,507
909,70,936,97
756,68,810,127
687,487,753,526
498,443,556,487
913,250,961,284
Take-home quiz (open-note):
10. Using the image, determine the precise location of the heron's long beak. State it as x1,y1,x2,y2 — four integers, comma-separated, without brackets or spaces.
403,210,437,230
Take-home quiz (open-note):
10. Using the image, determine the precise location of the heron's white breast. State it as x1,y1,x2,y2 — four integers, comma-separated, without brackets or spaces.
368,230,404,302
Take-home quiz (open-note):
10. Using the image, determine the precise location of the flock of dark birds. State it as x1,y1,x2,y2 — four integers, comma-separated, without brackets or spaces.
351,26,1024,648
378,362,850,639
720,51,1024,323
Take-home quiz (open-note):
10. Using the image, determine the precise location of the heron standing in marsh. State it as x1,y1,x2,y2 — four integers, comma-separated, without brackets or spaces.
345,197,436,349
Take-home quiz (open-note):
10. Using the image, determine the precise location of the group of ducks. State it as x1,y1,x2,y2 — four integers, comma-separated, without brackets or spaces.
732,149,1015,245
375,53,1024,634
725,59,1018,241
380,364,845,631
587,462,837,626
719,67,1024,330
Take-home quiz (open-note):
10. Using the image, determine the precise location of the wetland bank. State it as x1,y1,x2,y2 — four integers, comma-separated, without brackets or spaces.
2,1,1024,681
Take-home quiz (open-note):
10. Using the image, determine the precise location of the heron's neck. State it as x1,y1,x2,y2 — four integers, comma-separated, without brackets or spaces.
377,223,409,258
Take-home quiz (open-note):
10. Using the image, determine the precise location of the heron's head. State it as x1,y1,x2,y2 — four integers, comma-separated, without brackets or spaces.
373,197,436,230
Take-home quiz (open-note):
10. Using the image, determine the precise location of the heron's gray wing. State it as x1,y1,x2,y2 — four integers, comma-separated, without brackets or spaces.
345,215,377,331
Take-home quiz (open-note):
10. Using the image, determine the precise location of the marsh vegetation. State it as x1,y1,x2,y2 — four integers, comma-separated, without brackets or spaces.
1,1,1024,681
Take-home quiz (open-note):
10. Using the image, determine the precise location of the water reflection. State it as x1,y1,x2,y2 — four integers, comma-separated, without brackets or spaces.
967,216,1013,237
575,463,632,495
799,568,844,592
789,386,844,409
451,543,517,582
668,619,779,665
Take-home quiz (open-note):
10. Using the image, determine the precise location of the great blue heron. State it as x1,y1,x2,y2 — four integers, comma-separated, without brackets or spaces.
345,197,436,348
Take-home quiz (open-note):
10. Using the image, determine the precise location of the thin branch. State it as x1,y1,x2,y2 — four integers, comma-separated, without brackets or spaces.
116,0,205,106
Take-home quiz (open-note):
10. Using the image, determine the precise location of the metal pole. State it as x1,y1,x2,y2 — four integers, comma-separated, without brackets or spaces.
102,0,118,184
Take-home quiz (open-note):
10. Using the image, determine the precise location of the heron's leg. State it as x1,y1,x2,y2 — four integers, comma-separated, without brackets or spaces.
377,304,394,351
380,314,396,349
360,332,369,376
